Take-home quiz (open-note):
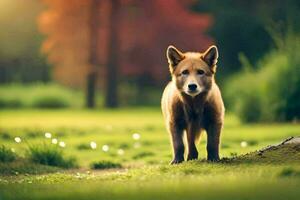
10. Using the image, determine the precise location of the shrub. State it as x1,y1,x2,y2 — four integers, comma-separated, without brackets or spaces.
0,83,83,108
225,29,300,122
0,98,23,108
0,145,17,162
32,95,70,108
90,161,122,170
27,144,77,168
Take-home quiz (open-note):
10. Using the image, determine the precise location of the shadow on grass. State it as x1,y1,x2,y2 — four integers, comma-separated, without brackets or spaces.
0,158,60,175
90,161,122,170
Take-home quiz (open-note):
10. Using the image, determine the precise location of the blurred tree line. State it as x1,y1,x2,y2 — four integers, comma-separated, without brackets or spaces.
193,0,300,79
225,28,300,122
0,0,299,115
0,0,50,83
38,0,212,108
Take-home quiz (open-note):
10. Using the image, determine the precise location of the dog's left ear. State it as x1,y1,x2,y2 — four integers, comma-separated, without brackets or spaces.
202,45,218,67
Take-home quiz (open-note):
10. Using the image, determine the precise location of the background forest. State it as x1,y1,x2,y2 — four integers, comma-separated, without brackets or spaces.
0,0,299,122
1,1,300,200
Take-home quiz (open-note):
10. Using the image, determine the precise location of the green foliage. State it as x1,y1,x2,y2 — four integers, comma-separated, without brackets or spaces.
118,82,162,106
0,98,23,108
0,83,83,108
32,95,70,108
193,0,300,80
27,144,77,168
225,30,300,122
0,0,50,83
0,145,17,162
90,161,122,170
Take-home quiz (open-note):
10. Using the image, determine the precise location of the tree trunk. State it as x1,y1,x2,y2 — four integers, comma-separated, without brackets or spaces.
105,0,120,108
86,0,100,108
86,72,97,108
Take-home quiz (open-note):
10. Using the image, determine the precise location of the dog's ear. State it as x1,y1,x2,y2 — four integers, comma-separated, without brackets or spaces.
202,45,218,67
166,45,185,71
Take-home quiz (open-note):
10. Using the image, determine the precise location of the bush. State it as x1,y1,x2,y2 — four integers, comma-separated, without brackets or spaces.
0,98,23,108
0,145,17,162
27,144,77,168
32,95,70,108
90,161,122,170
225,30,300,122
0,83,83,108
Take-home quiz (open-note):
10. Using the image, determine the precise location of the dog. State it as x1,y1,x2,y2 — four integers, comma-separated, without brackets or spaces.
161,45,225,164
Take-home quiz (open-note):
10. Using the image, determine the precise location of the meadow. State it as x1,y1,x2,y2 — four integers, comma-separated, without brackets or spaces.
0,108,300,200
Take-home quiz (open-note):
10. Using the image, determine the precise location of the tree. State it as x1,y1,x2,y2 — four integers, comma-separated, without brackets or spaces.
39,0,212,107
105,0,120,108
86,0,101,108
39,0,100,108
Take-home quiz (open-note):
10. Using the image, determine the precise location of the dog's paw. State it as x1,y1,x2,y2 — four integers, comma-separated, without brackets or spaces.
170,158,184,165
187,153,198,161
207,156,220,162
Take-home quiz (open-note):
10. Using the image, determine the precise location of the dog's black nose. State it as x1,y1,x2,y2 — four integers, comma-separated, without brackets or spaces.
188,84,197,91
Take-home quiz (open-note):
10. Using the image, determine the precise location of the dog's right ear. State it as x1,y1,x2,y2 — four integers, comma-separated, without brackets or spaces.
166,45,184,72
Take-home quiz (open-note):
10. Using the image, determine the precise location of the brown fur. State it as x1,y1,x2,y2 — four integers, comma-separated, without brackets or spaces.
161,45,225,164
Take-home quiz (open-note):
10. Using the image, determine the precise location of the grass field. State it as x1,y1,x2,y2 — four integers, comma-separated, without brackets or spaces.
0,109,300,200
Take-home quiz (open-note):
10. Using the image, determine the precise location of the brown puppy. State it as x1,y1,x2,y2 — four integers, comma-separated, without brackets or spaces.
161,45,225,164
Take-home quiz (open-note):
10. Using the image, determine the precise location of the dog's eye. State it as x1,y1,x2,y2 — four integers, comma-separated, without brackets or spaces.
197,69,205,75
181,70,189,75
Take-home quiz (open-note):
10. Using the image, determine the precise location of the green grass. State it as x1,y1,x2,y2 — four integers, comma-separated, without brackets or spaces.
0,108,299,200
0,145,17,162
27,144,78,168
90,161,122,169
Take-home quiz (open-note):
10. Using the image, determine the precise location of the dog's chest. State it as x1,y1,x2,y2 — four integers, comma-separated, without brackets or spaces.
183,103,205,123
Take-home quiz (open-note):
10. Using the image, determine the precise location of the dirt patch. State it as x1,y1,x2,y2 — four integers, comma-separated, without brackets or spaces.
223,137,300,164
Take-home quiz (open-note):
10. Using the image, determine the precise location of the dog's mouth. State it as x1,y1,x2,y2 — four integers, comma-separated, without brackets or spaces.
185,90,201,97
187,90,198,94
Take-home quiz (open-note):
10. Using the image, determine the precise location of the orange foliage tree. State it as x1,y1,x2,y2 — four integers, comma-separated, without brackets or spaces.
39,0,212,108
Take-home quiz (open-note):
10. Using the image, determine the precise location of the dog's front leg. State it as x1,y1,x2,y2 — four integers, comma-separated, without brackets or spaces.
169,123,184,164
186,123,200,161
206,122,222,161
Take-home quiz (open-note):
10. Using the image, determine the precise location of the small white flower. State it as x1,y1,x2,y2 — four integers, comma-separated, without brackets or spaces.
14,137,21,143
117,149,124,155
45,132,52,139
59,141,66,148
102,145,109,152
132,133,141,140
52,138,58,144
134,142,141,149
241,141,248,148
90,141,97,149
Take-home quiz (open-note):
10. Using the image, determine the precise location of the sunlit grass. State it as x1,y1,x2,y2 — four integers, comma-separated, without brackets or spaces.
0,109,299,167
0,109,299,200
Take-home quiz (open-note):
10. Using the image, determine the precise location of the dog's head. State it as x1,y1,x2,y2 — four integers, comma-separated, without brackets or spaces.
166,45,218,97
